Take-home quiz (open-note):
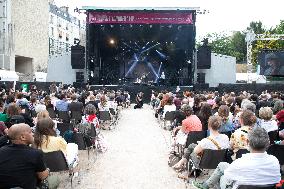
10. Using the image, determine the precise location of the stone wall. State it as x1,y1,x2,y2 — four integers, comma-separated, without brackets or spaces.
11,0,49,73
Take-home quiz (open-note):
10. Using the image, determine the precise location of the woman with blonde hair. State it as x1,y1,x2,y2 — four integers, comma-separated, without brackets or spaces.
259,107,278,132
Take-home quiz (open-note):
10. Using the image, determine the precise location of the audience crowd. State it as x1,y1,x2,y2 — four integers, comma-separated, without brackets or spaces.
0,84,129,188
151,89,284,188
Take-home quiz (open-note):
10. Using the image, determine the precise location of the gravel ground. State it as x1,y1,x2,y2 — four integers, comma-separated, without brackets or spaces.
58,105,199,189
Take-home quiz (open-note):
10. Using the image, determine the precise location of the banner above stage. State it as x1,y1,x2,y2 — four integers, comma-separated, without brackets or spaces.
88,12,193,24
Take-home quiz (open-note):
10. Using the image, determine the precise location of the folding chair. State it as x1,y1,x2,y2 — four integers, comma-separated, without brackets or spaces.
177,131,207,158
189,149,227,180
43,151,74,186
185,131,207,147
58,111,70,123
237,184,276,189
267,144,284,165
236,149,249,159
47,108,57,119
99,111,114,129
163,111,175,129
268,130,279,145
109,108,118,126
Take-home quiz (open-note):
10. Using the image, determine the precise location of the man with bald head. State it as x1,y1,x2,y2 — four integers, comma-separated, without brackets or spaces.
0,123,49,189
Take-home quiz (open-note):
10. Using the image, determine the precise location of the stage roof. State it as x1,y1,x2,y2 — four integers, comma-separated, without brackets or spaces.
82,6,200,11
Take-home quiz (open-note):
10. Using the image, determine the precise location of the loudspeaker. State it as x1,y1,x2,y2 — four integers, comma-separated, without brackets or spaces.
76,72,84,83
71,45,85,69
197,46,211,69
197,73,206,84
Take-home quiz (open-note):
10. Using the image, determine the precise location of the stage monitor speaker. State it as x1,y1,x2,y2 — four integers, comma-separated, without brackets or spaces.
197,46,211,69
197,73,206,84
76,72,84,83
71,45,85,69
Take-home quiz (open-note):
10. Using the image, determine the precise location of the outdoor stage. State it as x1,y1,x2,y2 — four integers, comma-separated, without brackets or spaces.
84,7,197,86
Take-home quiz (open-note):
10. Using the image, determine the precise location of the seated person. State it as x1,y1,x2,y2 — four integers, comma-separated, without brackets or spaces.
217,105,235,133
258,107,278,132
163,96,176,118
33,118,78,166
82,104,99,128
0,123,49,188
230,110,256,156
173,116,229,178
192,127,281,189
172,105,202,146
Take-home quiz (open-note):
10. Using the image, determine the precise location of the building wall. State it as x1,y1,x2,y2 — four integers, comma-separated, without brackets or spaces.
48,3,85,55
11,0,49,73
197,53,236,87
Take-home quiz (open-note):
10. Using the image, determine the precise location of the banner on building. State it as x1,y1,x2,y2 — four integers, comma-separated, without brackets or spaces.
88,12,193,24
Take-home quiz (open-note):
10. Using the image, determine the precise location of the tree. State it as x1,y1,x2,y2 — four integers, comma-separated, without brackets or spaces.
247,21,266,34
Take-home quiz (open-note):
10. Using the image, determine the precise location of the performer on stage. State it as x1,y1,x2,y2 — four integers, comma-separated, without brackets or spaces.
160,72,166,86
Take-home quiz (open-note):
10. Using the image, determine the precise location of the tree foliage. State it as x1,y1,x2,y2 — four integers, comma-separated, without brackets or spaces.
202,20,284,64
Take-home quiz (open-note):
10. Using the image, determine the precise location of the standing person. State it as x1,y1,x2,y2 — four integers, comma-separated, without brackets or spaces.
0,124,49,188
160,72,166,86
134,92,143,109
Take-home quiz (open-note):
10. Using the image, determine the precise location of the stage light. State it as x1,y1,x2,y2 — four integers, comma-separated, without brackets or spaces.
109,39,115,45
149,25,152,28
110,25,114,28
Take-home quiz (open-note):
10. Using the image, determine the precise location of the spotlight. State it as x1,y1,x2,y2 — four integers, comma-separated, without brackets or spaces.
110,25,114,28
109,39,115,45
149,25,152,28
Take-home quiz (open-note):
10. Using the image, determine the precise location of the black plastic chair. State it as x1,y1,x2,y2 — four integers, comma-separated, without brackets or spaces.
185,131,207,147
47,108,57,119
43,151,73,186
58,111,70,123
163,111,175,128
99,111,114,129
268,130,279,145
190,149,227,180
267,144,284,165
237,184,276,189
236,149,250,159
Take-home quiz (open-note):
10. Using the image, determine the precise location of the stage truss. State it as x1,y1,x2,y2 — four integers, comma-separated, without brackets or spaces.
246,31,284,83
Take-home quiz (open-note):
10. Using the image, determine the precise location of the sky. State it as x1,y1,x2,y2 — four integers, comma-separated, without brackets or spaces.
54,0,284,39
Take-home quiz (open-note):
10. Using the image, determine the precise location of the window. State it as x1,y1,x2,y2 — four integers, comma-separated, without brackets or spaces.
50,15,54,24
51,27,54,36
66,33,69,41
66,23,69,30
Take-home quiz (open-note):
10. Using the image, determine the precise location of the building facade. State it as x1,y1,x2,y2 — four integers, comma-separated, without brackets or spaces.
49,2,86,56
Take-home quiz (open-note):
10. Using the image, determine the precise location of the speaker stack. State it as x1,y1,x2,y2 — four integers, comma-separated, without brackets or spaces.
71,45,85,69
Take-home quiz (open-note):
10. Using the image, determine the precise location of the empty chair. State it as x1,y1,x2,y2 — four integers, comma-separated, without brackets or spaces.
58,111,70,123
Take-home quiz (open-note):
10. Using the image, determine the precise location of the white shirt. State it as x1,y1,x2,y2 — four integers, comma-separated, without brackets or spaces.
163,105,176,118
199,134,229,150
259,119,278,133
223,152,281,188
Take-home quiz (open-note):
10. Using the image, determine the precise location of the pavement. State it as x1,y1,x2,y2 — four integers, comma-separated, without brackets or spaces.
58,105,195,189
